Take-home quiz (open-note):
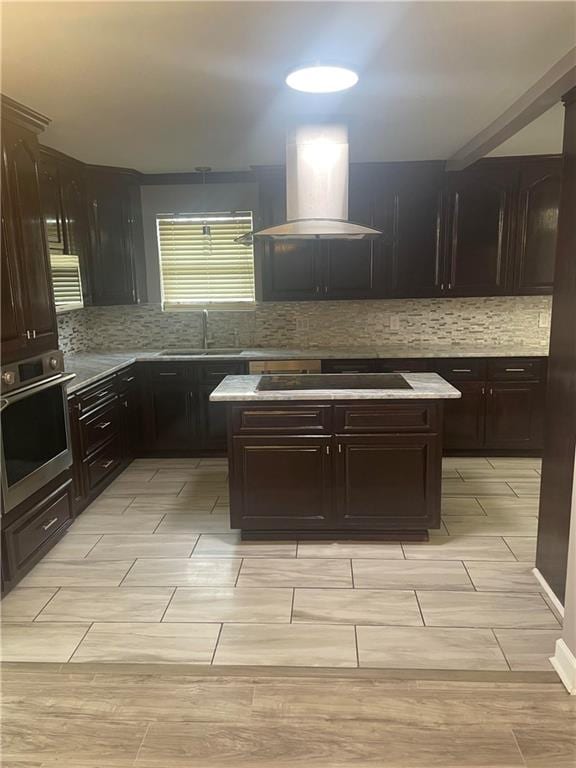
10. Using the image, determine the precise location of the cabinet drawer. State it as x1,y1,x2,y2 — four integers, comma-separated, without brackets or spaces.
322,359,376,374
487,358,546,381
198,361,247,384
80,399,120,458
116,365,138,391
76,375,118,413
85,435,122,491
434,359,487,381
231,404,332,434
377,359,429,373
149,363,192,381
5,480,73,571
334,404,437,433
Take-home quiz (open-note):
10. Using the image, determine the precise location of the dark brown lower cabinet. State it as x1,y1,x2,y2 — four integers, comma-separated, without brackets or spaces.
230,436,332,531
443,381,486,450
146,383,196,451
142,361,248,453
335,435,439,530
228,401,442,539
2,473,73,594
485,381,544,450
199,383,229,450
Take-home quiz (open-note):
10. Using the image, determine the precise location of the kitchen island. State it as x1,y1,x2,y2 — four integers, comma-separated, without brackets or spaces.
211,372,461,541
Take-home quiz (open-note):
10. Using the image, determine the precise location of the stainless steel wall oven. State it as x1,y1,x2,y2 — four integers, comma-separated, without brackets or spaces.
1,351,75,513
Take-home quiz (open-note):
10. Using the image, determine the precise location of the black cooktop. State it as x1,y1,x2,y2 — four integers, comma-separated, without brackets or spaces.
256,373,413,391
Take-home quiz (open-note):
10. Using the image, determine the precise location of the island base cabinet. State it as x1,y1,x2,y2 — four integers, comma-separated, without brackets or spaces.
334,435,440,531
228,401,443,540
230,436,332,531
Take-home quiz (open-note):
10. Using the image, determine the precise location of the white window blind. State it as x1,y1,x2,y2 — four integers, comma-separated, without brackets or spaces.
50,254,84,311
157,212,255,308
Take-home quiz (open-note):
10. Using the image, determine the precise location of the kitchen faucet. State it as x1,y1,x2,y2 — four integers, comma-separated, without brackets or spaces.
201,308,209,349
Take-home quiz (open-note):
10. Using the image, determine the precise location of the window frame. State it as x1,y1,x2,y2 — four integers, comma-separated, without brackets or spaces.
156,211,257,311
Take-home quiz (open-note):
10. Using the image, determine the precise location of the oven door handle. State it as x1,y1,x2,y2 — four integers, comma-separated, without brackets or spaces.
1,373,77,408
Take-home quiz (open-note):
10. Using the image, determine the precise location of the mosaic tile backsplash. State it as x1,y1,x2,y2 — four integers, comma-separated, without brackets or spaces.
57,297,552,354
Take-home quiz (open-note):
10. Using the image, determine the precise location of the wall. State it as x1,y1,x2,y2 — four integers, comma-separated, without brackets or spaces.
57,295,552,354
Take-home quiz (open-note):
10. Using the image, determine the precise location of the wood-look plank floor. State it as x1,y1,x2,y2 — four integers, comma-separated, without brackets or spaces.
2,663,575,767
1,456,563,672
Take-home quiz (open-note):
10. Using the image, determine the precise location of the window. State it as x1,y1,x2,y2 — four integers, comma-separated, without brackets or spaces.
156,212,255,308
50,254,84,311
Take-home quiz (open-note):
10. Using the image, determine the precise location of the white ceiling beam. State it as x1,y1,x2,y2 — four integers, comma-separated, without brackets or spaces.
446,48,576,171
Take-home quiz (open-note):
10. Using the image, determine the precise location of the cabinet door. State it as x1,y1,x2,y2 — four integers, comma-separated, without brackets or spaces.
146,383,196,451
38,150,65,254
61,160,93,304
120,388,140,459
442,381,486,451
443,166,515,295
485,381,544,450
67,396,86,515
1,198,27,361
263,240,322,300
198,382,228,451
378,163,444,298
258,169,323,301
513,160,561,294
323,166,380,299
334,434,440,530
230,436,332,530
3,122,58,352
88,169,137,305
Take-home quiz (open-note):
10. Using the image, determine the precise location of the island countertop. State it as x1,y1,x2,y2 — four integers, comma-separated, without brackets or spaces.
210,372,462,401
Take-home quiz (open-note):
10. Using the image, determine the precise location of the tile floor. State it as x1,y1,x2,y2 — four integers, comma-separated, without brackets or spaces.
1,456,562,670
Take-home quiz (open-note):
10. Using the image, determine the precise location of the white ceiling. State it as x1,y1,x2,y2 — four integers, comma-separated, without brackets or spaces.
2,1,574,172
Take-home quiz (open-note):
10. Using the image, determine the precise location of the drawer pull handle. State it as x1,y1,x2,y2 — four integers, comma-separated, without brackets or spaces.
42,517,59,532
123,376,135,383
159,372,177,376
101,459,114,469
505,368,526,372
97,421,112,429
94,389,110,398
452,369,472,373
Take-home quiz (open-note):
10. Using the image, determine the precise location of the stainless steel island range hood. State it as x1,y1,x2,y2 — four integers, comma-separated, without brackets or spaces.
250,123,382,241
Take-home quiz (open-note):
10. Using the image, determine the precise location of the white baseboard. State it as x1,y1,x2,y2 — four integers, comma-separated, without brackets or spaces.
532,567,565,619
550,639,576,695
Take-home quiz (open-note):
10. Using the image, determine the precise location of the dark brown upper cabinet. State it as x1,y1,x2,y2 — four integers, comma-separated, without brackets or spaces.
38,150,66,254
39,147,94,306
322,165,381,299
87,166,145,306
60,156,94,304
259,165,381,301
258,168,322,301
258,158,560,302
375,162,444,298
442,163,515,296
512,158,561,295
1,97,58,362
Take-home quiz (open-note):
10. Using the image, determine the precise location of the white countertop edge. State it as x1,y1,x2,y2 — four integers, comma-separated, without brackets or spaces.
209,372,462,401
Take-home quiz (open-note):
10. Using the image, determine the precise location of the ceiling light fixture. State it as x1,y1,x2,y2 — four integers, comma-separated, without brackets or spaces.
285,65,358,94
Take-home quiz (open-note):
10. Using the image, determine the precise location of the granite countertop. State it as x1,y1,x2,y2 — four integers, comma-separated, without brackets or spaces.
63,344,549,394
209,372,462,402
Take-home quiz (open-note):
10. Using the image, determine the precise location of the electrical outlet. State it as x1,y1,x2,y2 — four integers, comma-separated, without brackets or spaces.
538,311,550,329
390,314,400,331
296,317,309,332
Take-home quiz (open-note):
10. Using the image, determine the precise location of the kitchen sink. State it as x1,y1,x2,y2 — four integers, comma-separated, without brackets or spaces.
159,349,244,356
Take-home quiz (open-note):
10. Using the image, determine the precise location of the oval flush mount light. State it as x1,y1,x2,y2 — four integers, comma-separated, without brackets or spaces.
286,65,358,94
